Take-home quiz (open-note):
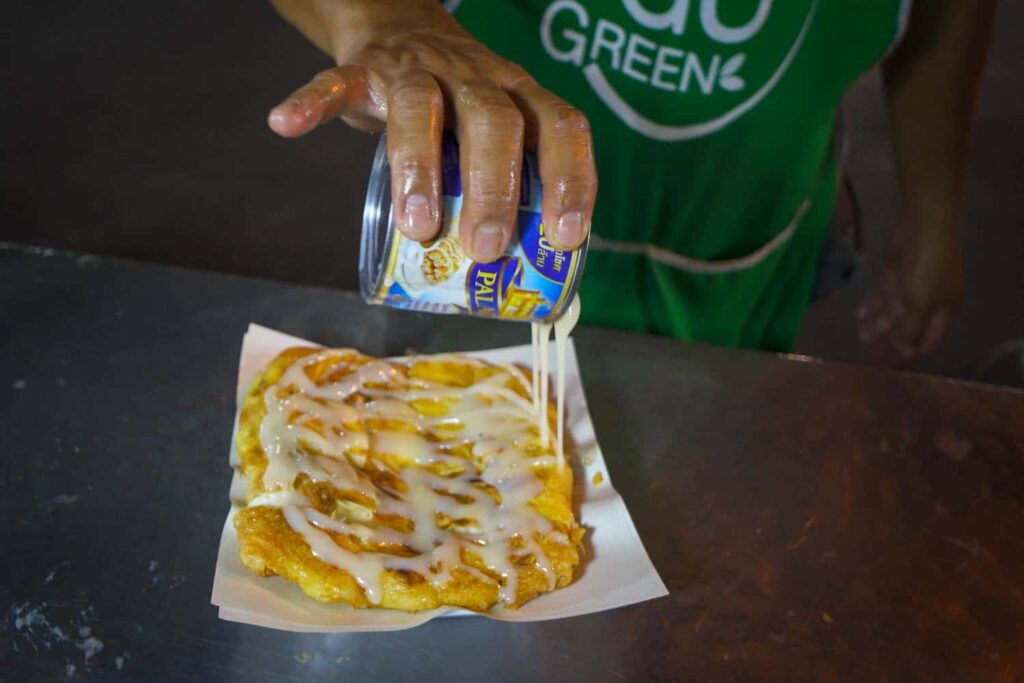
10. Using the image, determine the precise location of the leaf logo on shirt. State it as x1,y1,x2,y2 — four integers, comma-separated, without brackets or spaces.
717,53,746,92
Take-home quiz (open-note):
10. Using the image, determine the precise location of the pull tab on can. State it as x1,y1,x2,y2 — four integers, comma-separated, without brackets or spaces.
359,133,587,323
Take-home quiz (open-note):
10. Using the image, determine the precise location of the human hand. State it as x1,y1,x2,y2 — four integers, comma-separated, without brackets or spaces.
267,0,597,262
857,218,963,363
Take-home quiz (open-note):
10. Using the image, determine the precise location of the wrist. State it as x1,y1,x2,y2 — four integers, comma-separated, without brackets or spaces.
319,0,452,63
898,201,963,245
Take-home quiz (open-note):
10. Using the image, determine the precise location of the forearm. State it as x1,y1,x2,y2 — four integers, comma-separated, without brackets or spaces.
882,0,995,240
269,0,453,62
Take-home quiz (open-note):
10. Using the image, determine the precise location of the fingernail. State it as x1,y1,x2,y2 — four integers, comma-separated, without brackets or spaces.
268,108,289,129
404,194,433,238
554,212,584,248
472,224,504,261
269,99,312,129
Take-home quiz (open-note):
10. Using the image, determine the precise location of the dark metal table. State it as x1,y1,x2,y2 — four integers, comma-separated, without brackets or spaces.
2,244,1023,682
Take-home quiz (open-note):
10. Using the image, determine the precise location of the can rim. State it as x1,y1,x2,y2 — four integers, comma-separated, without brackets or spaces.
359,133,393,302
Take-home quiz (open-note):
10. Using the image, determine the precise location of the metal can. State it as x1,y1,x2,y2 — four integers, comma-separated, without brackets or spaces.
360,133,587,323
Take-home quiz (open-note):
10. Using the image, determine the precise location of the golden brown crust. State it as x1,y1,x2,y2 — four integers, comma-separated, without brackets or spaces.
232,346,583,612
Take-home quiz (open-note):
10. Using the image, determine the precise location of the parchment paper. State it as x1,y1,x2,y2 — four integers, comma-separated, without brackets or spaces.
211,324,668,632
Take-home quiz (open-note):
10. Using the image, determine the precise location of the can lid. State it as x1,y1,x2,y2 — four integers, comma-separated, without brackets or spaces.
359,134,392,301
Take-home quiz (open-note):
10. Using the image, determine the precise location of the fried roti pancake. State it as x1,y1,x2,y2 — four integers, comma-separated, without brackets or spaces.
233,347,584,612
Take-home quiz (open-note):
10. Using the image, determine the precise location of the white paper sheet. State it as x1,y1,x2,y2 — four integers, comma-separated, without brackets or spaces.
211,323,668,631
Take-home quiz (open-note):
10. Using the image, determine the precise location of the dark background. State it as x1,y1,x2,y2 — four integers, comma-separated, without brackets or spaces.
2,1,1022,385
2,1,376,287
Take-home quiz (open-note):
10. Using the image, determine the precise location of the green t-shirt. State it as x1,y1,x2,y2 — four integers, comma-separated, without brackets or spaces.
452,0,909,350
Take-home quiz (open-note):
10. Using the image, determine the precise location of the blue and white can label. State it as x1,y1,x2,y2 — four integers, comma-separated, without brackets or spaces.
361,134,585,323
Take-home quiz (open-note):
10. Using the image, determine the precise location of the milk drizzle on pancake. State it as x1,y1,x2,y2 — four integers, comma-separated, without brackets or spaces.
531,294,581,471
257,352,560,606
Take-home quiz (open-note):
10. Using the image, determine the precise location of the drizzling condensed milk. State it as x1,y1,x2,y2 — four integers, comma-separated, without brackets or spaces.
530,294,581,470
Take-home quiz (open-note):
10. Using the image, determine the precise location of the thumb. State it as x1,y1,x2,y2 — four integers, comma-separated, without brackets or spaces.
268,65,380,138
